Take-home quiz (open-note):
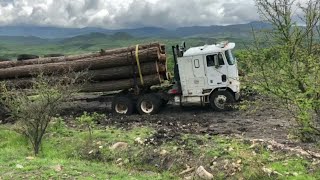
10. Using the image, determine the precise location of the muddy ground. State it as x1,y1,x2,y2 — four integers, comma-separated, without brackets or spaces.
62,94,306,149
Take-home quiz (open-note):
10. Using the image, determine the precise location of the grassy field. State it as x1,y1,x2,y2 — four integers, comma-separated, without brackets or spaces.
1,34,318,179
0,36,207,57
1,115,319,179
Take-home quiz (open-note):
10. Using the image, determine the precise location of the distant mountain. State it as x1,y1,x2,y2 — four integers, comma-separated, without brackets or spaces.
111,32,134,40
0,22,271,39
0,26,110,39
175,21,271,38
0,35,50,44
62,32,110,42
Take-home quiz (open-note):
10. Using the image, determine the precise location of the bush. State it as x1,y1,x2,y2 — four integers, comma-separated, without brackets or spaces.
0,74,82,155
241,0,320,141
76,112,106,140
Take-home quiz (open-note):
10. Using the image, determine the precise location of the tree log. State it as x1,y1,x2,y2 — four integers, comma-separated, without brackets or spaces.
160,44,166,53
87,62,166,81
159,53,167,62
100,42,162,56
0,43,163,69
81,74,162,92
3,74,162,93
0,47,160,79
1,78,36,89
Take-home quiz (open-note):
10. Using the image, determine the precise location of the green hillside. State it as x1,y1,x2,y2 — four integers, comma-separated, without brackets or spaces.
0,33,252,74
0,33,251,60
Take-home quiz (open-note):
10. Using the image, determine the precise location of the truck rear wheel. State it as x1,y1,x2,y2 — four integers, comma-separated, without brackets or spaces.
112,96,134,115
161,99,169,107
136,94,161,115
154,93,169,107
210,91,235,111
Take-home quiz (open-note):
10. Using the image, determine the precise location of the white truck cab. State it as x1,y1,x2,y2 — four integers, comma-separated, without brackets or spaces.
170,42,240,111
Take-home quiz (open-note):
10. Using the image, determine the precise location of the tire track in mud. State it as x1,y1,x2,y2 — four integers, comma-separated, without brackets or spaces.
64,99,292,144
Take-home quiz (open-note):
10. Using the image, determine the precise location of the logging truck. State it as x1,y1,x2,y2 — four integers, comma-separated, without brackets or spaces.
0,41,240,115
111,41,240,115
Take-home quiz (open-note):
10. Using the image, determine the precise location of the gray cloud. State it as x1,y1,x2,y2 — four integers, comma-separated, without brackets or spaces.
0,0,259,28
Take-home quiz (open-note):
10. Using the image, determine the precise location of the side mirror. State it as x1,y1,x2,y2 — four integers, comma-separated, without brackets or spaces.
214,58,221,69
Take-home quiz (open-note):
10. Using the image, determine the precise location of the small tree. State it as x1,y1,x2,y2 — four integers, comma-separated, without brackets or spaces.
0,73,84,155
241,0,320,141
76,112,106,141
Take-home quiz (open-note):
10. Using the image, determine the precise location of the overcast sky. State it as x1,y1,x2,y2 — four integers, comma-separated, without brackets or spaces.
0,0,260,29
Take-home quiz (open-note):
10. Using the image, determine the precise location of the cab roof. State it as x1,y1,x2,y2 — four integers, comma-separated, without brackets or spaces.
183,42,235,57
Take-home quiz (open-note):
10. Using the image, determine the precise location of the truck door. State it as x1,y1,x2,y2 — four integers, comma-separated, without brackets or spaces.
184,55,206,96
205,53,228,86
191,55,205,78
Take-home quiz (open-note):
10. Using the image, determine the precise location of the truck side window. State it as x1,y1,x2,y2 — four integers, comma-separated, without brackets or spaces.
206,54,225,67
206,55,215,67
194,59,200,68
218,53,225,65
225,50,235,65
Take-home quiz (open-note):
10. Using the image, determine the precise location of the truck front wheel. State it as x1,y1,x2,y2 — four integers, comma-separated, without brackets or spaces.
210,91,235,111
112,96,134,115
136,94,161,115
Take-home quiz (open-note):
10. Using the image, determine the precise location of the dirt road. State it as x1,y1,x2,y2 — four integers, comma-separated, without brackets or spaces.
64,97,295,146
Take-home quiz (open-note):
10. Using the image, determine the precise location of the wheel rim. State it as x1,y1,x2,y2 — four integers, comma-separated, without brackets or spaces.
214,95,227,110
140,100,154,114
115,103,129,114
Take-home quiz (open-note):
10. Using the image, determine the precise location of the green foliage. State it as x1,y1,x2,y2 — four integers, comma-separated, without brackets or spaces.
76,112,106,140
239,0,320,141
240,46,320,141
0,125,172,179
50,117,67,133
0,74,81,155
0,124,319,179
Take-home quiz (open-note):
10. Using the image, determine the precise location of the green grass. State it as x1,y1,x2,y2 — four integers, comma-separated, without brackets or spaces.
0,123,319,180
0,125,173,179
2,159,174,180
160,134,320,180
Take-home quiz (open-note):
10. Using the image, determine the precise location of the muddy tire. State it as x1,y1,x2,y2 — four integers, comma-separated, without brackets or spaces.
210,91,235,111
136,94,162,115
154,93,169,107
161,99,169,107
112,96,134,115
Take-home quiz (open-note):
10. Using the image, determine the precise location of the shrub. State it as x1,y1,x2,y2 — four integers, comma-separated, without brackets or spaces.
0,73,83,155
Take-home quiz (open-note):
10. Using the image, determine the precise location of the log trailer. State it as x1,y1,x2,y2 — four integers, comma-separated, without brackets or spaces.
0,41,240,115
112,41,240,115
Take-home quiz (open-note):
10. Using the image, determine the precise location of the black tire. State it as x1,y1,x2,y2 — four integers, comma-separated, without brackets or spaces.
161,99,169,107
136,94,162,115
210,91,235,111
154,93,169,107
112,96,134,115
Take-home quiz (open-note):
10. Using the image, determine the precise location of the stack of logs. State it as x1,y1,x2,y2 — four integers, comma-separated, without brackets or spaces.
0,42,168,92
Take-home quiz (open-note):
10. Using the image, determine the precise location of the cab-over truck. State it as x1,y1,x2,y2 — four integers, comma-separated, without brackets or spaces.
112,41,240,115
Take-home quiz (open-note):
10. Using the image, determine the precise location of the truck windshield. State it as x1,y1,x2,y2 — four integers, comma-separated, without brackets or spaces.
225,50,235,65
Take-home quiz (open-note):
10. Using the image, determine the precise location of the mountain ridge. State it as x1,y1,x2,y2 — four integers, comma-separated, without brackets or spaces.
0,22,270,39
